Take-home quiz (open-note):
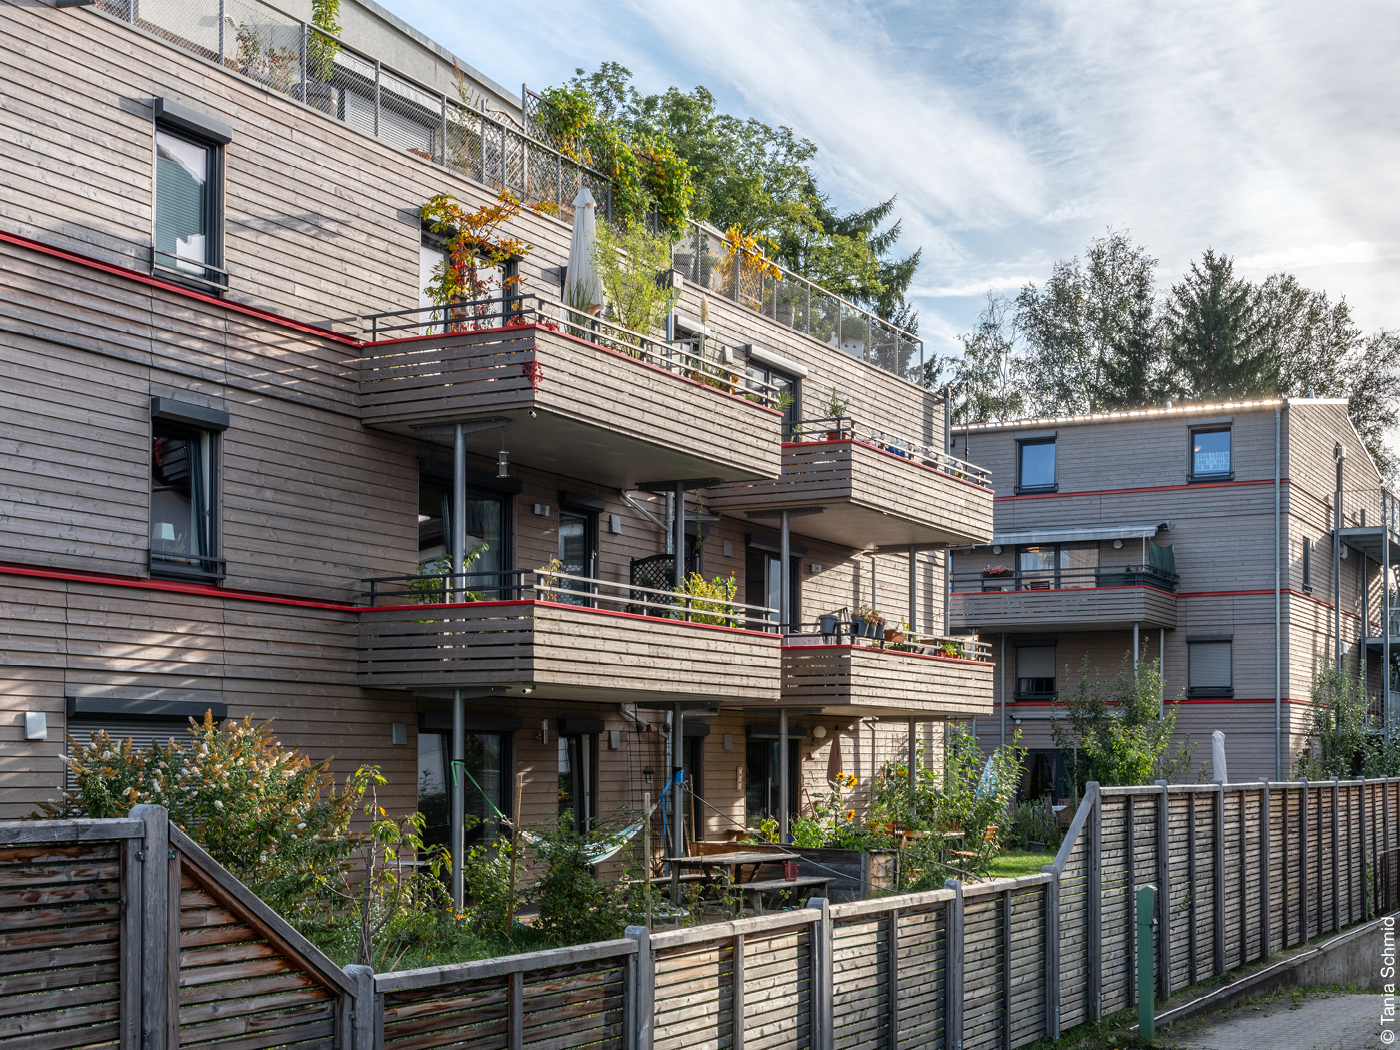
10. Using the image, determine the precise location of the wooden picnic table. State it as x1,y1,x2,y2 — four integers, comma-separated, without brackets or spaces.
670,849,798,886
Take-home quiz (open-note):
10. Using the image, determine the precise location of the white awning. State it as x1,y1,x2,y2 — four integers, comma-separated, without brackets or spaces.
982,521,1169,547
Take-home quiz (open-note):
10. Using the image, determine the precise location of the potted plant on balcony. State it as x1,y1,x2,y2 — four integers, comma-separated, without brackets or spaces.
853,605,884,639
981,564,1013,592
884,621,909,644
822,389,850,438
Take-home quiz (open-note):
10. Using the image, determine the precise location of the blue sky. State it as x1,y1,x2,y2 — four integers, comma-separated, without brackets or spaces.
386,0,1400,361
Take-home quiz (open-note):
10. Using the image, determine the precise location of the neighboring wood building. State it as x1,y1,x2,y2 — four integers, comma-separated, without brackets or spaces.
949,399,1396,785
0,0,995,875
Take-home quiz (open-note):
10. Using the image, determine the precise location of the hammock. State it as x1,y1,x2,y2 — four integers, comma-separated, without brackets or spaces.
454,761,664,866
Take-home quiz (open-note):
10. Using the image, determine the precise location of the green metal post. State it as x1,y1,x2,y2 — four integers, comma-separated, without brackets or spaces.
1138,884,1157,1041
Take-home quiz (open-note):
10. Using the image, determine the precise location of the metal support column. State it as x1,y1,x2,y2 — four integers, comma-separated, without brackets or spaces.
779,709,790,844
908,545,917,634
1133,621,1140,677
1335,444,1345,676
780,511,791,633
451,688,465,910
452,423,466,602
907,718,916,798
1000,633,1007,750
671,703,684,901
1386,491,1393,739
1275,405,1283,776
674,484,686,596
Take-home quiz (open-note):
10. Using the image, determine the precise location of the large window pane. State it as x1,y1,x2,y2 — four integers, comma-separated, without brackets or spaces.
1189,641,1232,695
1019,440,1056,490
418,484,506,596
1017,645,1056,698
1059,542,1099,589
155,130,210,275
418,730,507,850
1193,429,1231,476
1018,545,1056,589
151,421,212,569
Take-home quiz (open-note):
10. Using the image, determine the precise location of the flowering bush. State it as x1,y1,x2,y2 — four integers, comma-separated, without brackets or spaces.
677,571,739,626
42,713,360,917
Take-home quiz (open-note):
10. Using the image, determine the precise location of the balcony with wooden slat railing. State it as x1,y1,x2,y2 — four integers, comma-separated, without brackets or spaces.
355,296,782,490
704,417,994,550
357,568,781,703
949,563,1179,633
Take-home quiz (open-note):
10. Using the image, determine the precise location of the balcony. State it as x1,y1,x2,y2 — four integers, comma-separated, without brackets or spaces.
775,632,994,717
356,298,782,489
949,565,1179,633
358,569,781,703
704,419,994,549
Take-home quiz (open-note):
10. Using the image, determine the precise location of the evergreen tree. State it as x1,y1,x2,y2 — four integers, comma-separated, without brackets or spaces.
1097,270,1168,409
1164,249,1269,399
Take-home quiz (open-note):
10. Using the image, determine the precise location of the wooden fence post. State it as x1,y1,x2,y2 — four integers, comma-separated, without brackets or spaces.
1187,790,1198,986
1001,888,1012,1050
1332,778,1341,934
1155,782,1171,998
1213,783,1225,975
1043,870,1060,1040
1261,781,1271,960
1126,793,1137,1009
733,932,745,1050
809,897,833,1050
626,925,654,1050
130,803,170,1050
887,907,899,1049
1301,780,1310,943
345,965,375,1050
945,879,964,1050
1363,779,1371,922
1087,784,1101,1022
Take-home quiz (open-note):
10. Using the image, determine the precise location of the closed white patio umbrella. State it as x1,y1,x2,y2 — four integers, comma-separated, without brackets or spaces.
566,186,604,316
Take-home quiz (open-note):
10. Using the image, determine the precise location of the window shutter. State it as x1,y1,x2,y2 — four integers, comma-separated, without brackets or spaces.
1189,642,1232,689
1017,646,1057,679
65,718,193,791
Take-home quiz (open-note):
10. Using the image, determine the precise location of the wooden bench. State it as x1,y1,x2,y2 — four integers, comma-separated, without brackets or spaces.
736,876,830,915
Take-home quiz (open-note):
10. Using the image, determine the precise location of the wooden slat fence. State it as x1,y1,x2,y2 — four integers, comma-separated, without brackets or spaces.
0,806,354,1050
4,778,1396,1050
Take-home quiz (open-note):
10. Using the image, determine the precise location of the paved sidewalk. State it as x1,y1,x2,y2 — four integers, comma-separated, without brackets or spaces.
1177,992,1387,1050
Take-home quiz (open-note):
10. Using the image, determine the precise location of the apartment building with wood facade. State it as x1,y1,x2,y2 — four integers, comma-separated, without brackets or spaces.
948,398,1397,786
0,0,995,882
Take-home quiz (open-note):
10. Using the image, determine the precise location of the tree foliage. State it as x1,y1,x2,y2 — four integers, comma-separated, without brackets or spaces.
937,230,1398,479
542,63,921,329
1050,658,1198,787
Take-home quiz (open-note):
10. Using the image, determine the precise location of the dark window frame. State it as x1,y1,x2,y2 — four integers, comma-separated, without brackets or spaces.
417,477,515,598
1188,425,1234,482
1016,437,1058,494
745,361,800,438
1014,643,1058,701
1186,639,1234,699
1302,537,1313,595
149,417,223,582
153,123,226,293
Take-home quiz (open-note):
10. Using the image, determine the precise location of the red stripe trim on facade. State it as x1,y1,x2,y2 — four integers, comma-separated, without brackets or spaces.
1004,697,1308,707
994,477,1280,502
0,228,360,346
0,561,361,612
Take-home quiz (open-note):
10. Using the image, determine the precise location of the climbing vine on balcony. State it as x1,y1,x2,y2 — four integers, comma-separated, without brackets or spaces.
535,85,693,234
420,191,536,312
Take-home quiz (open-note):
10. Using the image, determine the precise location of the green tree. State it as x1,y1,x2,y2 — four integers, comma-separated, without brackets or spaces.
1164,249,1270,399
1346,330,1400,481
933,291,1026,423
1051,658,1198,787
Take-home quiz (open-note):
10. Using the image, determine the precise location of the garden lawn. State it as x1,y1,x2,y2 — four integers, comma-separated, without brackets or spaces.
987,849,1054,880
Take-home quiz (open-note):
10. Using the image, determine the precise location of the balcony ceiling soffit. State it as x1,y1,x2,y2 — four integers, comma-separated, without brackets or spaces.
973,521,1170,548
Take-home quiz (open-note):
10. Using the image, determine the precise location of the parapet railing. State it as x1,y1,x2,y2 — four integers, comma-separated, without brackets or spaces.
95,0,611,221
788,415,993,488
787,621,994,661
353,294,781,410
360,567,778,628
953,563,1180,593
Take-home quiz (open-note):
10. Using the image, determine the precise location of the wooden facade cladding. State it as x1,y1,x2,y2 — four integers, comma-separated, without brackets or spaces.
357,324,781,488
949,583,1178,633
774,643,994,717
358,600,782,703
704,440,994,548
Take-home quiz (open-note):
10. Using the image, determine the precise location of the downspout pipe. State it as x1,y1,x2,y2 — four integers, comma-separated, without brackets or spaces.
1274,406,1282,780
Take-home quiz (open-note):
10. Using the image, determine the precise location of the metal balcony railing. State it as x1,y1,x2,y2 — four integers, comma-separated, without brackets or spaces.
786,617,992,661
952,564,1180,593
97,0,610,221
788,416,992,489
360,567,777,629
354,294,782,410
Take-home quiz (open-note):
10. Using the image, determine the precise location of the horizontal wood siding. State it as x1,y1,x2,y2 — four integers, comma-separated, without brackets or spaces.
780,645,993,717
950,584,1177,633
706,440,992,548
358,326,780,485
359,601,782,702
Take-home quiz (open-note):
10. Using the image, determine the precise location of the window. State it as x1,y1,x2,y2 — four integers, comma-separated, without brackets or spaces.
1187,640,1233,698
1190,426,1232,480
150,415,222,580
745,363,799,436
556,508,597,606
1016,645,1057,700
1017,438,1057,493
417,730,509,850
558,732,596,834
1016,542,1098,590
418,478,510,598
1302,537,1313,594
745,547,800,629
744,737,801,827
154,129,224,290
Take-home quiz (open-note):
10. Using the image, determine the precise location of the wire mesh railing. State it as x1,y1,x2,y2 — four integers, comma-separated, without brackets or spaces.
522,88,926,386
96,0,612,221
